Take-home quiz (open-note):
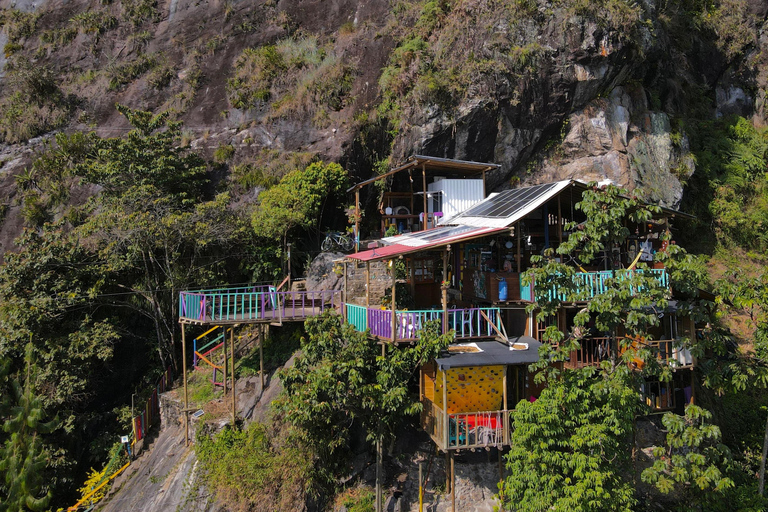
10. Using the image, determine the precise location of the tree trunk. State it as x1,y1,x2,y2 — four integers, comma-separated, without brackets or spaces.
759,411,768,496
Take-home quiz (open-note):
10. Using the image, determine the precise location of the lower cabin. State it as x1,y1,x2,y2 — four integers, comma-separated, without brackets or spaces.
420,337,542,452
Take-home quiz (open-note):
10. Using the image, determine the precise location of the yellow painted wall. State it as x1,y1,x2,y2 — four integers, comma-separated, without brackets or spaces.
434,365,504,414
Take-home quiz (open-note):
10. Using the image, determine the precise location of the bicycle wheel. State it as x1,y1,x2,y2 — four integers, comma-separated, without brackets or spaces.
321,236,334,252
340,235,354,252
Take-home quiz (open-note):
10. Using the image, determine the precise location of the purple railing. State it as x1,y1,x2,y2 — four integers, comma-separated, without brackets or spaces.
358,306,502,341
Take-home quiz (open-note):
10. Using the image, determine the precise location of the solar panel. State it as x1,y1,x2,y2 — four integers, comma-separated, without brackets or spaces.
455,182,561,219
410,225,477,242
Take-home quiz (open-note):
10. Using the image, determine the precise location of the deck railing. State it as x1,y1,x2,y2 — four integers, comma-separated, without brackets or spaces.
649,339,693,368
179,287,342,323
422,399,510,451
524,268,669,302
559,336,694,369
565,336,613,369
350,305,503,342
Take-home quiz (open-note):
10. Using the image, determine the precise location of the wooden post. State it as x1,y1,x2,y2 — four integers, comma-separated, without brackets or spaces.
366,261,371,307
355,189,360,253
260,325,265,390
391,260,397,344
482,170,487,197
422,165,428,230
419,462,424,512
558,194,563,246
231,327,236,425
181,323,189,446
516,222,522,274
442,247,449,334
343,261,348,322
498,449,504,485
445,452,451,494
451,451,456,512
503,367,509,445
222,326,228,396
442,370,449,451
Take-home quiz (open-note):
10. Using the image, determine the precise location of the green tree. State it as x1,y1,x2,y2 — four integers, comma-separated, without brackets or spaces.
642,405,734,500
500,183,720,511
251,161,348,243
0,344,59,512
499,368,637,511
278,313,451,509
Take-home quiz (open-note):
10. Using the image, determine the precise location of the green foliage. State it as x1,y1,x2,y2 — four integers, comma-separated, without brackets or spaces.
251,161,348,241
0,345,59,512
499,369,638,511
120,0,160,28
70,10,118,35
196,421,314,511
642,405,734,501
213,144,235,164
277,313,450,476
227,36,354,123
681,116,768,252
0,9,41,43
107,54,158,90
0,60,71,143
335,486,375,512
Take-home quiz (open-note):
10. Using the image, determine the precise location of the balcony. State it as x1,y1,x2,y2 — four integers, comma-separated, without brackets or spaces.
179,286,342,324
559,336,693,370
422,398,510,451
345,304,504,342
521,268,669,302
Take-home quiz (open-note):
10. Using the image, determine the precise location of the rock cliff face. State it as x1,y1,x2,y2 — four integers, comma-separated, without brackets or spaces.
0,0,764,240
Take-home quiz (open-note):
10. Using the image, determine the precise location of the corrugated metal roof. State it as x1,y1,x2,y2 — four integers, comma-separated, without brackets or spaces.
348,226,507,262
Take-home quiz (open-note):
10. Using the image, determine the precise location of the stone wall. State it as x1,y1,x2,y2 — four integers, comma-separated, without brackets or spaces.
345,260,391,306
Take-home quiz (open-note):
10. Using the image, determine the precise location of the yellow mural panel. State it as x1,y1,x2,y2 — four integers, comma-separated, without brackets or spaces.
434,365,504,414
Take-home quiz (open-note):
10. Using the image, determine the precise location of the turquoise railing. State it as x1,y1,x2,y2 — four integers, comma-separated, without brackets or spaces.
527,268,669,302
346,304,368,332
180,286,342,323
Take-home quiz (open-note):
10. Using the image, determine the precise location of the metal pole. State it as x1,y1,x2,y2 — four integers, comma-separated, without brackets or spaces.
181,323,189,446
419,462,424,512
343,261,348,322
442,247,449,334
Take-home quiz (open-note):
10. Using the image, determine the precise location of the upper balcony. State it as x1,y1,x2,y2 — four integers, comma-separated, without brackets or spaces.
521,268,669,302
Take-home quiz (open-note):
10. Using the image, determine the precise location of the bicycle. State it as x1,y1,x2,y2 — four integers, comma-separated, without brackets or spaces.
321,231,354,252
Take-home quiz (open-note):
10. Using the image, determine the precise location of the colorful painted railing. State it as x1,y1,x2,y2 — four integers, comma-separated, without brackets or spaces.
132,366,173,447
649,339,693,368
349,305,502,341
193,325,225,367
179,286,342,323
422,399,511,451
346,304,368,332
527,268,669,302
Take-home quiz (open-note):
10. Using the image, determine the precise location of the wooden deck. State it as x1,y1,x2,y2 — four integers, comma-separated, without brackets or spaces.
179,288,343,325
345,304,506,342
422,399,511,451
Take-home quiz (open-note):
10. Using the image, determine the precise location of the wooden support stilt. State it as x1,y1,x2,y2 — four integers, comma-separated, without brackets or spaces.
391,260,397,344
451,451,456,512
422,165,428,230
355,190,360,253
445,452,451,495
231,327,236,425
366,261,371,307
442,247,449,334
260,325,265,390
181,324,189,446
222,326,228,396
343,261,348,322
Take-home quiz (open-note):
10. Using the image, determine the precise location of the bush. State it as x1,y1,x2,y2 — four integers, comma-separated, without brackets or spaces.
196,422,314,511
